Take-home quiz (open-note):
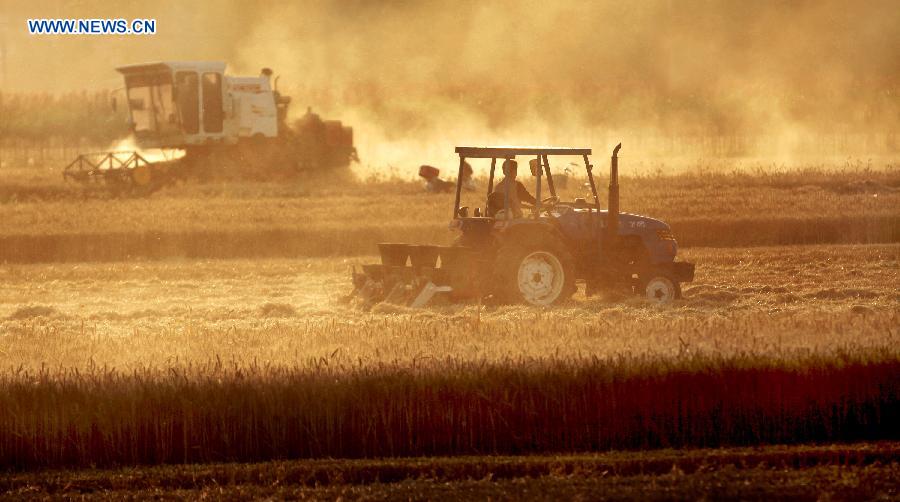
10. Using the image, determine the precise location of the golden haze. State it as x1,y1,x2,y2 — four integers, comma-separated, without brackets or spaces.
1,0,898,169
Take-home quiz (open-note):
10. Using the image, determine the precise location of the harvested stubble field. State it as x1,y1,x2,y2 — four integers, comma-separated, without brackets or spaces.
1,245,897,365
0,244,897,472
0,166,898,262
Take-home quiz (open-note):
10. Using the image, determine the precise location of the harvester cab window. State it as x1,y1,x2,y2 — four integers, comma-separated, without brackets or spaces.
175,71,200,134
124,73,175,135
127,86,152,132
202,72,224,133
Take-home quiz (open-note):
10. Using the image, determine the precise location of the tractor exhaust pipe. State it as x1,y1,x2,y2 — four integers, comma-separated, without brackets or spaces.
608,143,621,242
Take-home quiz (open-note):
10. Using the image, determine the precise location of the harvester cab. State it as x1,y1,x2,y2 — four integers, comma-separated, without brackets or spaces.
64,61,357,194
350,144,695,308
115,61,276,149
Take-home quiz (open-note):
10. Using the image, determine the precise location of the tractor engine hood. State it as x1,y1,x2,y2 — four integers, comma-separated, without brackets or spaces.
615,212,670,232
590,210,669,233
611,211,678,264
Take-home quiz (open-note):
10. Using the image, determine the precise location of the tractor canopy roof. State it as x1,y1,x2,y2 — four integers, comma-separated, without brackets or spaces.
454,146,591,158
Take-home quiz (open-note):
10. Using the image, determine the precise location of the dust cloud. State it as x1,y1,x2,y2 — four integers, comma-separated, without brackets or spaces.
2,0,898,172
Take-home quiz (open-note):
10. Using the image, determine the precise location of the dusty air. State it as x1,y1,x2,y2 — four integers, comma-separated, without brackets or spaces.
0,0,898,498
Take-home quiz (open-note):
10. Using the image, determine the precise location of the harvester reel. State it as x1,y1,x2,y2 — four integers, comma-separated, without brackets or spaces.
63,151,177,197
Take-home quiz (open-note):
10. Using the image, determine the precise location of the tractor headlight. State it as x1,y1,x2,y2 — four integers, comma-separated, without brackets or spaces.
656,229,675,241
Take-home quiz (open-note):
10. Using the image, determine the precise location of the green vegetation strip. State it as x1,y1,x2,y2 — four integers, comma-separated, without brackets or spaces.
0,215,897,263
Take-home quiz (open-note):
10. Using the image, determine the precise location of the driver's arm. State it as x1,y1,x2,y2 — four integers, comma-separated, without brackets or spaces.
516,181,536,205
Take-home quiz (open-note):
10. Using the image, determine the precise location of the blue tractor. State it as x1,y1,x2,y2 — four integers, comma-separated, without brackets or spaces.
351,144,694,306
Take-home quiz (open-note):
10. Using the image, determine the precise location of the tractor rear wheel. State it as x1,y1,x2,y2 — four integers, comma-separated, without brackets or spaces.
494,236,576,306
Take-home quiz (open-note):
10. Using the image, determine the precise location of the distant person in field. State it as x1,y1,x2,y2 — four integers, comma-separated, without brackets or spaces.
419,165,453,193
420,161,475,193
460,161,476,192
490,159,536,218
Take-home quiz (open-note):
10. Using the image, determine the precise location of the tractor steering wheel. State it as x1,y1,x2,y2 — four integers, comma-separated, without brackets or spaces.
539,195,560,217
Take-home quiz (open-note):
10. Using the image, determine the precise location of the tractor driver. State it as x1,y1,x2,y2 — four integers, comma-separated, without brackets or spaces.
490,159,558,218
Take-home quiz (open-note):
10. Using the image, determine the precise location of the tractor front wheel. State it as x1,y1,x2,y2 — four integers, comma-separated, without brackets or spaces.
494,237,575,306
641,274,681,303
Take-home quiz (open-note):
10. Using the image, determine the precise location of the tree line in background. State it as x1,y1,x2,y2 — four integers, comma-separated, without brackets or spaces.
1,83,898,169
0,91,126,142
0,91,128,168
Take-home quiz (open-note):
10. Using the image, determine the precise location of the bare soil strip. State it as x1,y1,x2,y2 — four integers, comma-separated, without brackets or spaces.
3,443,898,500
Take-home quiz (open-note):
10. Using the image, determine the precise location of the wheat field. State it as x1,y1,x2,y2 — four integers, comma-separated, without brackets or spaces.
0,162,897,488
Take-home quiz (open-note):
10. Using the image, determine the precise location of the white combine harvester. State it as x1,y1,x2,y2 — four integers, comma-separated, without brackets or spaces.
64,61,357,194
